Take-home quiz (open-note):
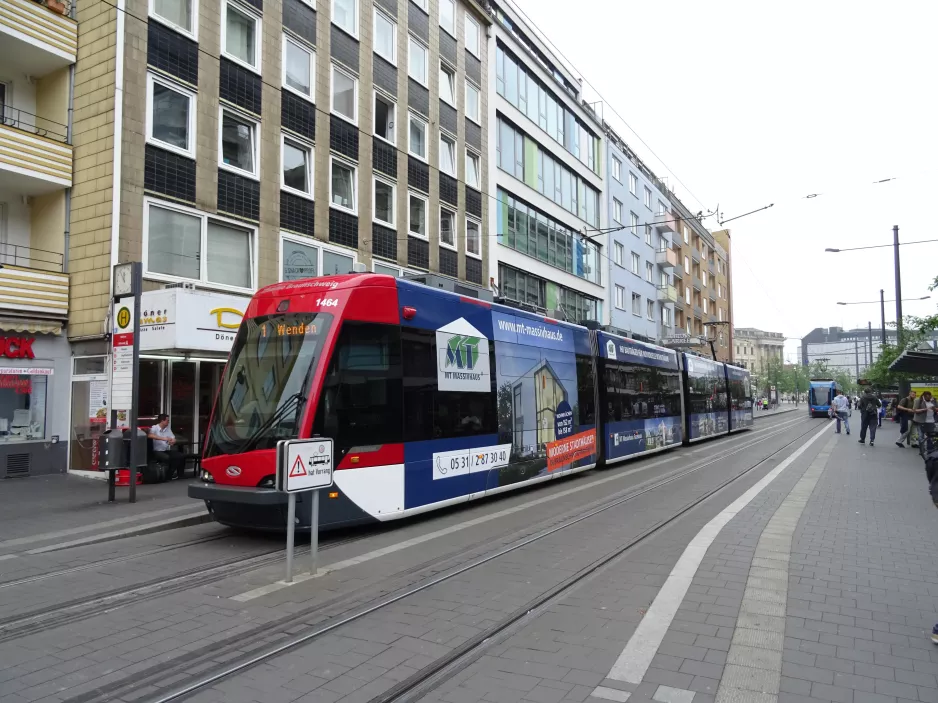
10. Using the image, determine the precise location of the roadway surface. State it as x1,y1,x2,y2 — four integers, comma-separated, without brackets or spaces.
2,410,934,703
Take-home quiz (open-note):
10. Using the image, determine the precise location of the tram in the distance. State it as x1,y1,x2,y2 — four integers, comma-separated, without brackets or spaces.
190,274,754,531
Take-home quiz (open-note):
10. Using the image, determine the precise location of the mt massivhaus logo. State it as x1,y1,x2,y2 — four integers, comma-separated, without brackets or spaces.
436,318,490,393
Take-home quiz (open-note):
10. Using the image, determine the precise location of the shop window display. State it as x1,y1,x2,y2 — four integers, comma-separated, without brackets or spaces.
0,370,48,441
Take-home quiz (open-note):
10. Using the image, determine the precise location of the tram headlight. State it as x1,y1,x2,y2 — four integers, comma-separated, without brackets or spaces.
201,470,215,483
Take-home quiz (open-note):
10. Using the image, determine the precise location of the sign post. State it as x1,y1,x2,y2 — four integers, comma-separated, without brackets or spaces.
111,262,142,503
277,438,334,583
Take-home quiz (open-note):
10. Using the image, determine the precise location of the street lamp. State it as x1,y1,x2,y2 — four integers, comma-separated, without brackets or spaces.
835,295,929,346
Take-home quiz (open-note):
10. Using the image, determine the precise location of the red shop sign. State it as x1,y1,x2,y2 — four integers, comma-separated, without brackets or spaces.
0,376,32,394
0,337,35,359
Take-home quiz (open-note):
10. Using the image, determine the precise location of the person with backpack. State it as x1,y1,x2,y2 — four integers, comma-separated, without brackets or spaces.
897,390,918,448
857,388,882,446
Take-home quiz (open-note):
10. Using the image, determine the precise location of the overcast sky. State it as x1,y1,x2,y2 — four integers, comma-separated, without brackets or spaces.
512,0,938,362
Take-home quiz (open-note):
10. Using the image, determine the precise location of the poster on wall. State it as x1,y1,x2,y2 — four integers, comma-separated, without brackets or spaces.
89,380,108,425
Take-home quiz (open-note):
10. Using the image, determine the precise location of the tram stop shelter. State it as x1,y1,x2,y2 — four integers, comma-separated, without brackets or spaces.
889,349,938,375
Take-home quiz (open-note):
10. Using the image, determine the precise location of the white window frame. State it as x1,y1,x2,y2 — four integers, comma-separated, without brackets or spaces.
282,34,315,102
217,107,259,179
647,298,655,321
331,0,359,39
464,13,481,57
221,0,262,74
149,0,198,40
630,252,640,275
439,60,457,106
645,261,653,283
630,211,639,235
373,7,397,65
372,175,396,227
465,149,481,189
408,36,430,87
439,206,457,251
373,89,396,145
280,134,314,199
611,158,621,182
643,186,651,209
465,216,482,259
411,0,429,11
143,197,257,293
439,131,457,177
615,285,626,310
408,112,428,162
631,292,641,317
629,172,637,195
408,191,429,240
145,73,196,158
614,241,624,267
465,80,481,124
613,199,622,224
279,232,359,281
439,0,455,37
329,156,358,215
330,63,359,125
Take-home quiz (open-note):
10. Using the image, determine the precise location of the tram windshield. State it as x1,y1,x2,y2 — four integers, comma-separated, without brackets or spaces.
204,313,333,457
811,386,830,407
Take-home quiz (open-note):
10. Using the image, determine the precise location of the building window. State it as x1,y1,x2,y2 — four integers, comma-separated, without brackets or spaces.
332,0,357,37
631,293,641,316
151,0,196,38
643,186,651,209
629,172,637,195
146,200,255,290
614,242,624,266
630,252,639,275
374,9,396,64
439,61,456,105
465,81,481,123
658,235,668,251
615,285,626,310
717,283,723,298
439,0,455,36
373,176,395,226
685,286,691,304
374,91,395,143
409,37,429,86
645,261,653,282
281,136,312,197
281,236,360,281
440,207,455,249
409,192,428,238
647,299,655,320
718,307,724,322
662,306,671,327
702,270,707,286
703,298,709,314
222,0,260,72
146,74,195,158
657,200,667,216
330,157,357,214
612,158,621,182
331,64,358,124
466,150,480,189
630,211,639,235
411,0,428,11
218,108,258,177
684,255,690,273
466,217,481,257
683,225,689,244
644,225,652,246
441,134,456,177
465,14,481,57
408,113,427,160
613,199,622,224
283,35,314,100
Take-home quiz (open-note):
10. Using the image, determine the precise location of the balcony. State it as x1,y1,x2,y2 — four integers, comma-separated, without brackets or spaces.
655,247,678,269
0,245,68,320
708,259,716,275
692,276,702,291
693,305,703,319
656,284,678,304
0,112,72,193
690,247,701,263
0,0,76,76
673,296,685,311
653,211,675,233
671,264,683,279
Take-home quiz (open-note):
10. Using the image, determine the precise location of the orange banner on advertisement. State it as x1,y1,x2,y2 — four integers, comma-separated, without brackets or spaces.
546,429,597,472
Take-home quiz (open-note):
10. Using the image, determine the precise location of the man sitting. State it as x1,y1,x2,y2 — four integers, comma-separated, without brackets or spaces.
147,413,185,479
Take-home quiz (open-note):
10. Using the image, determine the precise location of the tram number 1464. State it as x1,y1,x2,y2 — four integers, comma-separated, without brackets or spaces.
432,444,512,481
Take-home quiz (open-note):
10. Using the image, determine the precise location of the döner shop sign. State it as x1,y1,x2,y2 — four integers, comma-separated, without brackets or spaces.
138,289,252,353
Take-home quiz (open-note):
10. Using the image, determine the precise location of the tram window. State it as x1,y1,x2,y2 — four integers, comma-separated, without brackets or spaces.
603,362,682,420
576,354,596,426
401,328,497,442
313,322,402,454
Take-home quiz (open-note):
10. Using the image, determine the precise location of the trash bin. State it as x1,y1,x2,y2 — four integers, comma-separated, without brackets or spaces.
102,428,128,471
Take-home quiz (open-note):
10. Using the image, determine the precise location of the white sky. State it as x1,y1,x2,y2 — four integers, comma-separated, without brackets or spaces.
511,0,938,362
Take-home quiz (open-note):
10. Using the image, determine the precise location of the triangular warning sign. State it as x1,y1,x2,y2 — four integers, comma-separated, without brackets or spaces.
289,456,307,478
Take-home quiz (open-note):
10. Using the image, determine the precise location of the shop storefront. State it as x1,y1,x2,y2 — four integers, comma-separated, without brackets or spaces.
0,325,71,477
67,288,251,473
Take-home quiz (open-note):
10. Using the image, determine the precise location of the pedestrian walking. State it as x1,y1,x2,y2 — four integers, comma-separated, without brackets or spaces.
831,389,851,435
878,394,886,427
857,388,882,446
896,390,918,448
913,391,937,457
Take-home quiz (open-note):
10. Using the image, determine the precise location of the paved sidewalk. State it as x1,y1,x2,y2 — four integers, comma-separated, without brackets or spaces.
0,474,206,554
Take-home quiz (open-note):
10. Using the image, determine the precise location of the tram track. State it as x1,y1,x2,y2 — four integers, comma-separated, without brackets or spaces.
55,415,816,703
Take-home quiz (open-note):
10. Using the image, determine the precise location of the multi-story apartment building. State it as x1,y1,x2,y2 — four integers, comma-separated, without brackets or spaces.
66,0,491,472
734,327,784,372
488,0,605,324
670,202,732,361
604,126,676,342
0,0,76,477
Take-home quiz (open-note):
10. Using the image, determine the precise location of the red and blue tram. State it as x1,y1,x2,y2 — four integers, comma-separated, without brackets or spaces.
190,274,753,530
